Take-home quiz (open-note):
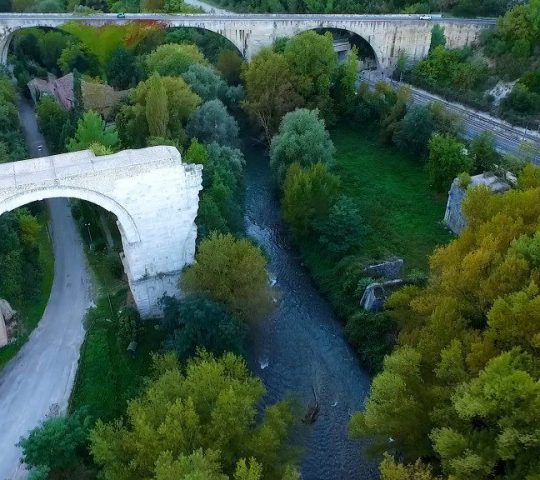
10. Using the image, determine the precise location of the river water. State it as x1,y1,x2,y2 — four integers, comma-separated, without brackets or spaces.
243,143,378,480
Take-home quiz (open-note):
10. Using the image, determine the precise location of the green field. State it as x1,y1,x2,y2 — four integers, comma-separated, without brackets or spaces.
69,246,164,421
331,125,451,271
299,125,451,322
0,211,55,370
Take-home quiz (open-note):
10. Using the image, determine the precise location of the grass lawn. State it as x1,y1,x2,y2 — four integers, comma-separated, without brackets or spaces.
331,125,451,272
69,244,164,421
0,211,54,370
298,125,452,328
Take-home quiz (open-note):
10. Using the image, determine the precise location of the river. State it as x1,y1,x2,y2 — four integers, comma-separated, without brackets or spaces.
243,143,378,479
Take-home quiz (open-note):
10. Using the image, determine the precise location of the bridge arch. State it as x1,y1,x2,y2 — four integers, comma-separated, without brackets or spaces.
1,186,141,244
0,146,203,317
293,26,381,70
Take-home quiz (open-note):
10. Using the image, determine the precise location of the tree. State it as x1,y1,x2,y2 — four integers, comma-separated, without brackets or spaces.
161,295,247,360
314,195,367,256
106,47,139,90
67,111,119,152
334,47,358,115
392,104,434,156
38,30,69,74
216,49,243,85
470,131,501,172
145,73,169,138
36,96,69,154
351,164,540,477
182,64,227,102
380,454,439,480
118,75,201,147
281,162,340,240
18,410,91,476
429,25,446,52
90,352,299,480
426,134,472,192
283,31,337,118
58,42,100,76
242,48,303,144
146,43,207,77
431,350,540,479
270,108,335,185
181,233,272,321
187,99,239,147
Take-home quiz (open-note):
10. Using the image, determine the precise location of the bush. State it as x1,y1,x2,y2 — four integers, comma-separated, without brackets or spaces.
427,134,472,192
315,195,368,257
160,295,247,360
181,233,273,322
270,108,335,185
345,310,396,373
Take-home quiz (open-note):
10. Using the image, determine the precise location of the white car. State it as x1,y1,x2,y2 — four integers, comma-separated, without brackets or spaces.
419,14,432,20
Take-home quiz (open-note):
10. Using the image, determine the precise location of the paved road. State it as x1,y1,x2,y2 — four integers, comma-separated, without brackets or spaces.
0,99,92,480
0,12,496,24
362,73,540,163
183,0,233,15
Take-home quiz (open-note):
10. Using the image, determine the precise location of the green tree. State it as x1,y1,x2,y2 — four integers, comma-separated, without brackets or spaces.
18,410,91,476
429,25,446,52
106,47,139,90
181,233,272,321
145,73,169,138
216,49,243,85
334,47,358,115
182,64,227,102
281,162,340,239
431,350,540,480
186,99,239,147
58,42,100,76
270,108,335,185
427,133,472,192
161,295,247,360
38,30,69,74
146,43,207,77
36,96,69,154
392,104,434,156
241,48,303,144
118,75,201,147
67,111,119,152
284,31,337,118
314,195,367,256
470,131,501,172
90,352,299,480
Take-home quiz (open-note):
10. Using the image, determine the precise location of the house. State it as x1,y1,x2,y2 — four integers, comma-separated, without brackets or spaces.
28,73,128,119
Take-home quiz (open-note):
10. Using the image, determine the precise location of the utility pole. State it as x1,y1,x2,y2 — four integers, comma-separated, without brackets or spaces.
84,222,93,248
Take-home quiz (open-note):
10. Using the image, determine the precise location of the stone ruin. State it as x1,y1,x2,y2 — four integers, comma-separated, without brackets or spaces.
444,172,513,235
360,258,406,312
0,299,16,348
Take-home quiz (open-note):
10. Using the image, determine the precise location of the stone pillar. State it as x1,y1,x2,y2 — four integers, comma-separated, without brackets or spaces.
0,315,7,348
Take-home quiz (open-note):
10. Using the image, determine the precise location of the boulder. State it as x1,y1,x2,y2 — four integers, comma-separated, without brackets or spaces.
364,258,404,280
360,279,406,312
0,299,16,348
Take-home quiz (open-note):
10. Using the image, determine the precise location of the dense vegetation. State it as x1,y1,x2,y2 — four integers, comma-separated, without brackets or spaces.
195,0,514,16
7,12,540,480
352,164,540,479
0,70,54,370
404,0,540,128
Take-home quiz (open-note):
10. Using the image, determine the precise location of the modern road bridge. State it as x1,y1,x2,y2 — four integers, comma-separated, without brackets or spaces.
0,13,495,69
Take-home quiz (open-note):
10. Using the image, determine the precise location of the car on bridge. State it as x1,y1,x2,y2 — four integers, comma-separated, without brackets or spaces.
419,14,432,20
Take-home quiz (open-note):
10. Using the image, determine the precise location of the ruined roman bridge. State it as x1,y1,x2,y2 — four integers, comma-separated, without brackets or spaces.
0,146,202,317
0,13,495,70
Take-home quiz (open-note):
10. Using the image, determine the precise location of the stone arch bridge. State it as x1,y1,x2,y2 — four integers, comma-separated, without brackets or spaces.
0,13,495,70
0,146,202,317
